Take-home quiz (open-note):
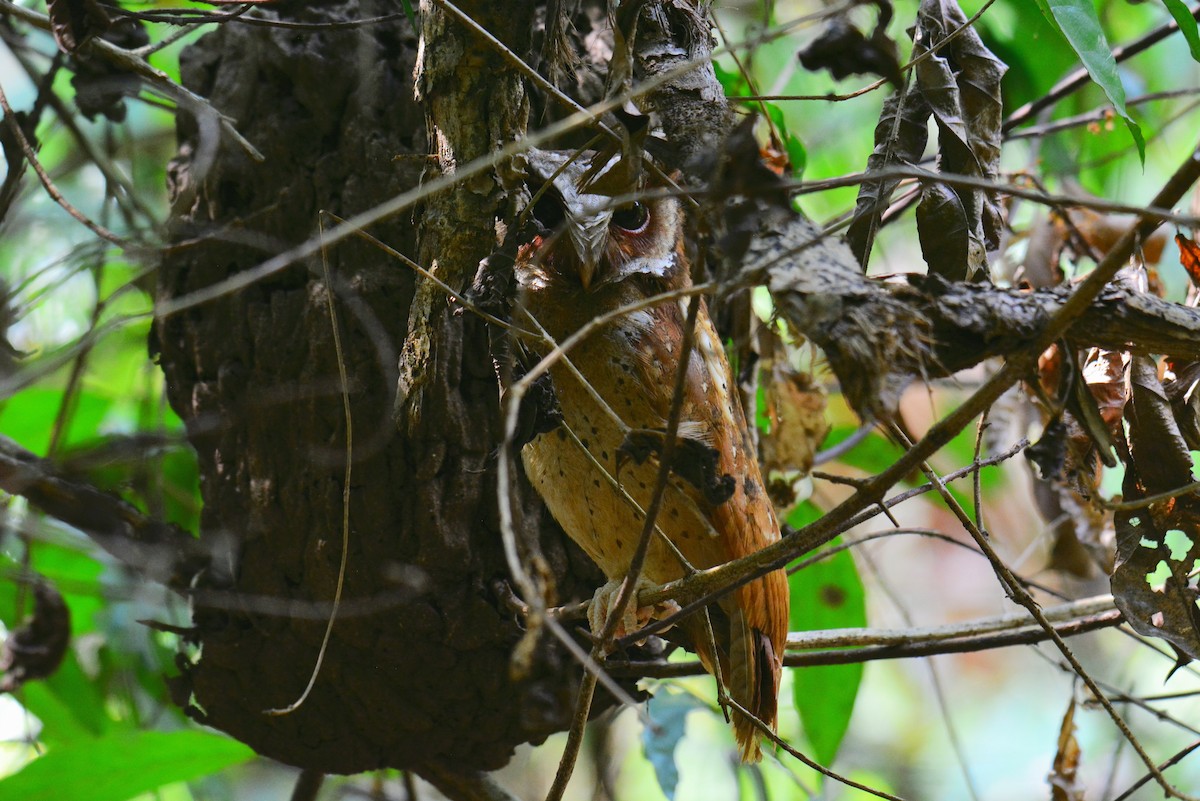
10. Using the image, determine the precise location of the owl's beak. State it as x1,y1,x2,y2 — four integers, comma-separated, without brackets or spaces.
568,212,611,291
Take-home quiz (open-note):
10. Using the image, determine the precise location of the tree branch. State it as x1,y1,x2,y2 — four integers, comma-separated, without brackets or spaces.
605,596,1125,677
0,435,211,591
416,764,522,801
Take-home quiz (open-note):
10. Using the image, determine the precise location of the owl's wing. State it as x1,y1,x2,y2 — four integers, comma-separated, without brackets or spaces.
628,297,789,758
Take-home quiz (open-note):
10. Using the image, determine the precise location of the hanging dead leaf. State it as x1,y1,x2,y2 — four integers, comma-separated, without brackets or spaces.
916,182,981,281
846,89,931,266
1163,360,1200,452
68,10,150,122
0,578,71,693
1027,345,1128,575
1178,232,1200,289
911,0,1007,274
849,0,1005,276
1034,480,1114,577
1029,346,1126,483
1111,492,1200,664
797,7,902,86
1048,698,1084,801
1019,213,1068,288
760,357,830,508
1111,356,1200,663
1127,355,1194,496
1068,207,1168,267
1163,236,1200,447
47,0,112,53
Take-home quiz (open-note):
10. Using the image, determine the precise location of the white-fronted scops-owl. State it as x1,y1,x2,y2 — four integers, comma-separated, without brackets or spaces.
514,149,789,762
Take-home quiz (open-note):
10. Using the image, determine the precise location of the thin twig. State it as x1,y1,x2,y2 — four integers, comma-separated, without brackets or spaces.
606,605,1124,677
1104,479,1200,510
891,423,1191,800
543,671,597,801
1004,2,1200,132
790,165,1200,227
1006,88,1200,141
724,697,907,801
290,770,325,801
0,80,127,245
633,135,1200,628
1110,740,1200,801
0,0,263,161
264,218,353,717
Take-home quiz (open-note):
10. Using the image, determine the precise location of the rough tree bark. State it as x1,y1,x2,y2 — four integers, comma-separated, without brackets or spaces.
153,0,619,776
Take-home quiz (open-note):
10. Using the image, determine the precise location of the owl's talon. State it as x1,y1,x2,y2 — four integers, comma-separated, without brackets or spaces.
587,577,681,651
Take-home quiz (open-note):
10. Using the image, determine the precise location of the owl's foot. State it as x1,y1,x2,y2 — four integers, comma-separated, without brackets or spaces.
587,577,681,650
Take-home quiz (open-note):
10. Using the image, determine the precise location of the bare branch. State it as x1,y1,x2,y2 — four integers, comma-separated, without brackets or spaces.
0,435,211,591
607,596,1124,677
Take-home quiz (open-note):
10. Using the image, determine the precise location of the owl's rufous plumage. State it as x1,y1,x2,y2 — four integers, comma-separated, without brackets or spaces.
514,150,789,761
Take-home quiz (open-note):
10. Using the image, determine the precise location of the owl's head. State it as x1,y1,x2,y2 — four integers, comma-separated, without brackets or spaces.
517,149,684,293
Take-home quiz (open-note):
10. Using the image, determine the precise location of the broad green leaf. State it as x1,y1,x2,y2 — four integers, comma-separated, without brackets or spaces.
1160,0,1200,63
19,654,114,747
0,388,112,456
713,61,749,98
980,4,1079,112
34,543,104,636
401,0,418,27
642,690,705,800
787,504,866,767
0,730,255,801
1033,0,1145,161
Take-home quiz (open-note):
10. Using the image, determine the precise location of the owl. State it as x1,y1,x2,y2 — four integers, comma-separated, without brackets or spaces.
513,149,789,762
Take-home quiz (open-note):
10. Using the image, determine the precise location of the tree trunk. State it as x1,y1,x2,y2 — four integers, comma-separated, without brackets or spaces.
154,0,615,775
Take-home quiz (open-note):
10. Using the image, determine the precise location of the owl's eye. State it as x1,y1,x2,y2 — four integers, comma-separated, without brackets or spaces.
611,202,649,234
530,190,565,230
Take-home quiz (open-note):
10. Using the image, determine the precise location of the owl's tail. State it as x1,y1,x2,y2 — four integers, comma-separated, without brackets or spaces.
687,605,781,762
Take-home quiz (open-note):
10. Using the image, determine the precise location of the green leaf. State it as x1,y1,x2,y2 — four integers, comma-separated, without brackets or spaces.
401,0,418,28
0,730,255,801
1160,0,1200,63
20,654,114,747
0,388,112,457
760,102,807,178
822,424,904,476
642,690,705,800
1033,0,1145,161
713,61,750,98
787,505,866,768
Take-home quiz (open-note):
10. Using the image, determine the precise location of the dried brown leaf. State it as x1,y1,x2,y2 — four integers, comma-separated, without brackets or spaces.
760,358,830,488
798,10,901,86
1048,698,1084,801
1111,493,1200,664
1127,355,1194,496
47,0,111,54
1112,356,1200,662
846,89,931,266
1176,232,1200,288
1163,360,1200,452
911,0,1007,276
916,182,980,280
849,0,1006,276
